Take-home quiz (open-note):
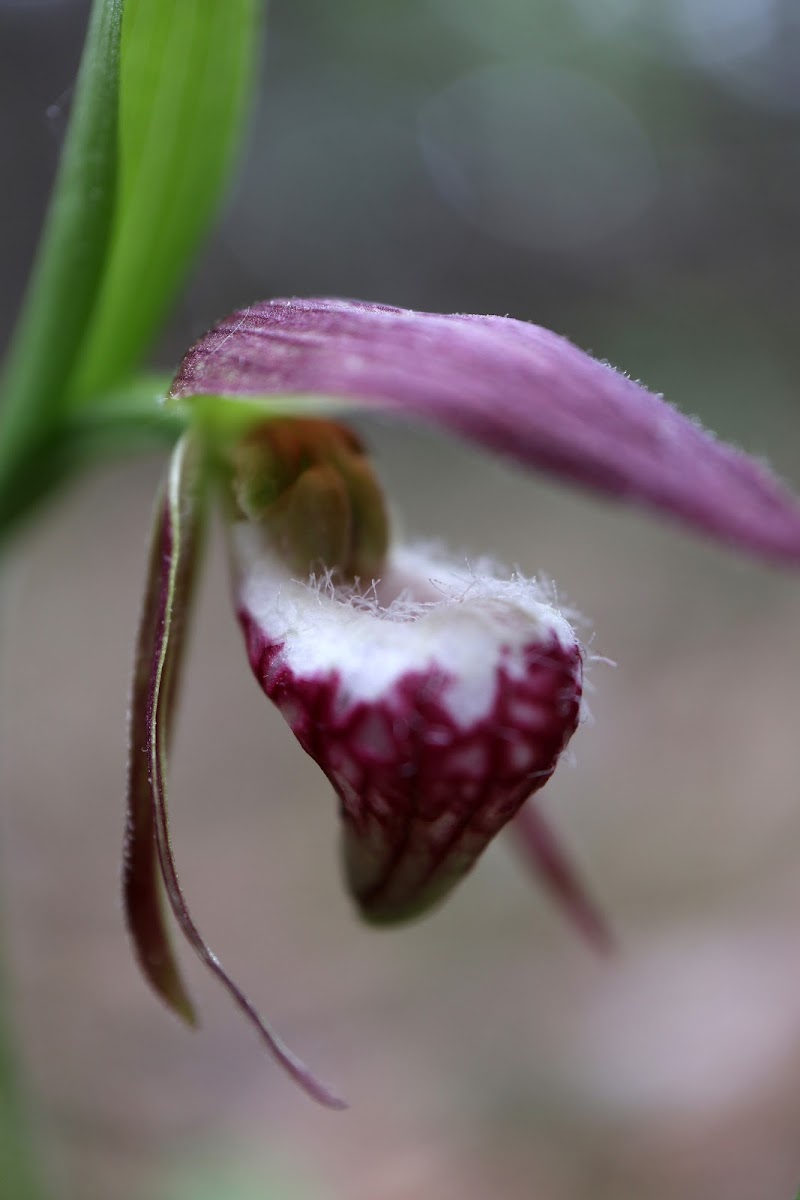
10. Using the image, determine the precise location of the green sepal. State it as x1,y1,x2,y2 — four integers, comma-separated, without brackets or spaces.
186,391,353,439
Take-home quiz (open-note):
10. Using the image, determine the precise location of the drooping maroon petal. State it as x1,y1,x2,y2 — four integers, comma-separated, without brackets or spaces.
125,433,345,1109
125,468,198,1026
171,297,800,566
510,802,613,952
232,533,594,928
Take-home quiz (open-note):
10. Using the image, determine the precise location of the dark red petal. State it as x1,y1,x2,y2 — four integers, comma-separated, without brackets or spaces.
124,471,197,1026
171,298,800,566
125,434,345,1109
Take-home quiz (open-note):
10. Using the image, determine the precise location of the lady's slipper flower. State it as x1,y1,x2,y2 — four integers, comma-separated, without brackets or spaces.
125,297,800,1109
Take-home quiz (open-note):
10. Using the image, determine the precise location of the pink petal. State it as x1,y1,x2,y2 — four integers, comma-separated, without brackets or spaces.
171,298,800,566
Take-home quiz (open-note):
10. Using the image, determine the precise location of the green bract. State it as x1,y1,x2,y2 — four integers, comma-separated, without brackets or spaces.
70,0,263,403
0,0,264,538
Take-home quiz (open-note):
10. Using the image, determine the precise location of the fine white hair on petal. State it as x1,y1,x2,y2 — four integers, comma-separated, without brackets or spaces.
231,527,586,730
579,635,616,720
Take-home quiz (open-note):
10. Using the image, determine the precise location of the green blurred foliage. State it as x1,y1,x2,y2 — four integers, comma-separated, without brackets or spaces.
156,1151,329,1200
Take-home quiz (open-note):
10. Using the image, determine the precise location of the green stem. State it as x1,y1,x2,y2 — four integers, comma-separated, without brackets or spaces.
0,375,185,550
0,0,123,524
61,374,186,454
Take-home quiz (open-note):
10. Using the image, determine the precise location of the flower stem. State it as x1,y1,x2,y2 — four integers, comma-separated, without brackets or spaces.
0,374,184,551
0,0,123,515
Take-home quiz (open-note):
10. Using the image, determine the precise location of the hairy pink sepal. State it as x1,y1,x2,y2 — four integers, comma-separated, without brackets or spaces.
172,297,800,567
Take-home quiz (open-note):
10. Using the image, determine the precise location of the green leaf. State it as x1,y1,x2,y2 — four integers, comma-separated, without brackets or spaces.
0,0,123,498
70,0,264,402
125,431,345,1110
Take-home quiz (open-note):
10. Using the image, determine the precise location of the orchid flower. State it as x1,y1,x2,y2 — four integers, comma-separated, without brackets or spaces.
125,297,800,1110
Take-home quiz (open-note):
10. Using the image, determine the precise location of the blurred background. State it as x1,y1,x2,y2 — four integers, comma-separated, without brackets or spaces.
3,1,800,1197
